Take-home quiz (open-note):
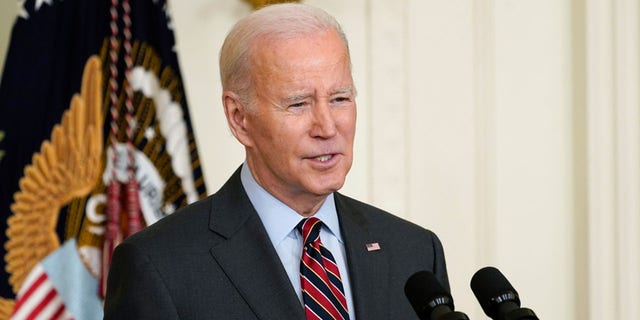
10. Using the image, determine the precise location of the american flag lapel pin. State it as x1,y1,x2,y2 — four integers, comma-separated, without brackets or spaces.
366,242,381,252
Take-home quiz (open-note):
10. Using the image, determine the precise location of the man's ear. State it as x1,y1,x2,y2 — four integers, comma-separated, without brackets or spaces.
222,91,254,147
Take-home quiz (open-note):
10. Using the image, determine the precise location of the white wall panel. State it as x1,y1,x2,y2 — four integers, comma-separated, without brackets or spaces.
406,0,479,316
586,0,640,318
367,0,408,215
472,0,499,317
493,1,574,319
613,1,640,317
171,0,250,192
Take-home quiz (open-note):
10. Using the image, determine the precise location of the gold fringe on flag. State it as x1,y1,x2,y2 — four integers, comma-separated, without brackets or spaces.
244,0,300,10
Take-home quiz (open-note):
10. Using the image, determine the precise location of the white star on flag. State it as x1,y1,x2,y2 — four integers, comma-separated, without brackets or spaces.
35,0,54,11
17,0,29,19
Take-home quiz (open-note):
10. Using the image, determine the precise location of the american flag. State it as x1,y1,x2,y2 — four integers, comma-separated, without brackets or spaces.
11,265,73,320
10,240,101,320
366,242,381,252
0,0,206,318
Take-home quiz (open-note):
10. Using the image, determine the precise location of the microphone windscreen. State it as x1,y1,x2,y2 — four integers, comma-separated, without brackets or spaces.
470,266,520,317
404,270,454,318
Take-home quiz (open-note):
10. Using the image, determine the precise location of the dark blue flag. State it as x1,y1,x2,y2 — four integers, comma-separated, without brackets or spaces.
0,0,207,317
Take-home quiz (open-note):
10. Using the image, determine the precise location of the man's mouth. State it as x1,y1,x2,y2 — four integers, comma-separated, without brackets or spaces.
313,154,333,162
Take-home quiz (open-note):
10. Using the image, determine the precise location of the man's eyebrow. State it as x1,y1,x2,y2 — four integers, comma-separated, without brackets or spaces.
280,87,356,104
283,93,312,103
333,87,355,95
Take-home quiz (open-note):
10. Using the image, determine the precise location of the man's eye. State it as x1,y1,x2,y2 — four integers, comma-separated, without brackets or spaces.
289,102,306,108
333,96,351,104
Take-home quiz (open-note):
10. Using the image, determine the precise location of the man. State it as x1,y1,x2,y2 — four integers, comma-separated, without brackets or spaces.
104,3,449,319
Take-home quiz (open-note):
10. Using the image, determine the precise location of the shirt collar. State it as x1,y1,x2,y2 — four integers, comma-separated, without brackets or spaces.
240,162,343,247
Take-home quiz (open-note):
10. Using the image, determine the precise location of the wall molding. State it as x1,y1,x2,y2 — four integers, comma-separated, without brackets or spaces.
473,0,496,268
586,0,640,318
612,0,639,317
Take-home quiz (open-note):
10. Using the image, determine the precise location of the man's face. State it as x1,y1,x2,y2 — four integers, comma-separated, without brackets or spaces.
243,29,356,208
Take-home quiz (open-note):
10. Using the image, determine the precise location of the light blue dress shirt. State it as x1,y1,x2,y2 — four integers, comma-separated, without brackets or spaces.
240,163,356,319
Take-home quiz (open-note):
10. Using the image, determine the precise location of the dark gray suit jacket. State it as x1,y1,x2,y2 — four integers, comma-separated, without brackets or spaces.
103,167,449,319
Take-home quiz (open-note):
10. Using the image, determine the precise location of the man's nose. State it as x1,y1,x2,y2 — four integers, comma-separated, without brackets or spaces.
310,102,337,139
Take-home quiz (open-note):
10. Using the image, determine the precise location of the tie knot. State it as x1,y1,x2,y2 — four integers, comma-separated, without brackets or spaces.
296,217,323,246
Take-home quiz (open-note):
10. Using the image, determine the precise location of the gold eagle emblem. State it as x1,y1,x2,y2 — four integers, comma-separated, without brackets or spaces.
0,56,103,318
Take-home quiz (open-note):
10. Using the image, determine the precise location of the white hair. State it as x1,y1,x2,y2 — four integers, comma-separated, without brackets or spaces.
219,3,350,106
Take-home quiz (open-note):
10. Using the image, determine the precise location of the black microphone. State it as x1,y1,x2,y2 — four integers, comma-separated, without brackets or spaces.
470,266,539,320
404,271,470,320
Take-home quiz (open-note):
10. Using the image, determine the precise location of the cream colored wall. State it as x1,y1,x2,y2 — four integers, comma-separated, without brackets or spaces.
0,2,16,77
585,0,640,318
1,0,638,319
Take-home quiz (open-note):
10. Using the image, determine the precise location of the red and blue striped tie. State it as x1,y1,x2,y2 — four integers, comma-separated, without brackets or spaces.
297,217,350,320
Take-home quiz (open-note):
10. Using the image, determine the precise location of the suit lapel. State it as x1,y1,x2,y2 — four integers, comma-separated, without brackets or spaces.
335,193,390,320
208,168,305,320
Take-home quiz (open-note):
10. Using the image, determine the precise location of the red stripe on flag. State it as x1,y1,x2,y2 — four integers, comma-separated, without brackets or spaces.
26,287,57,320
51,303,67,320
11,272,47,314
